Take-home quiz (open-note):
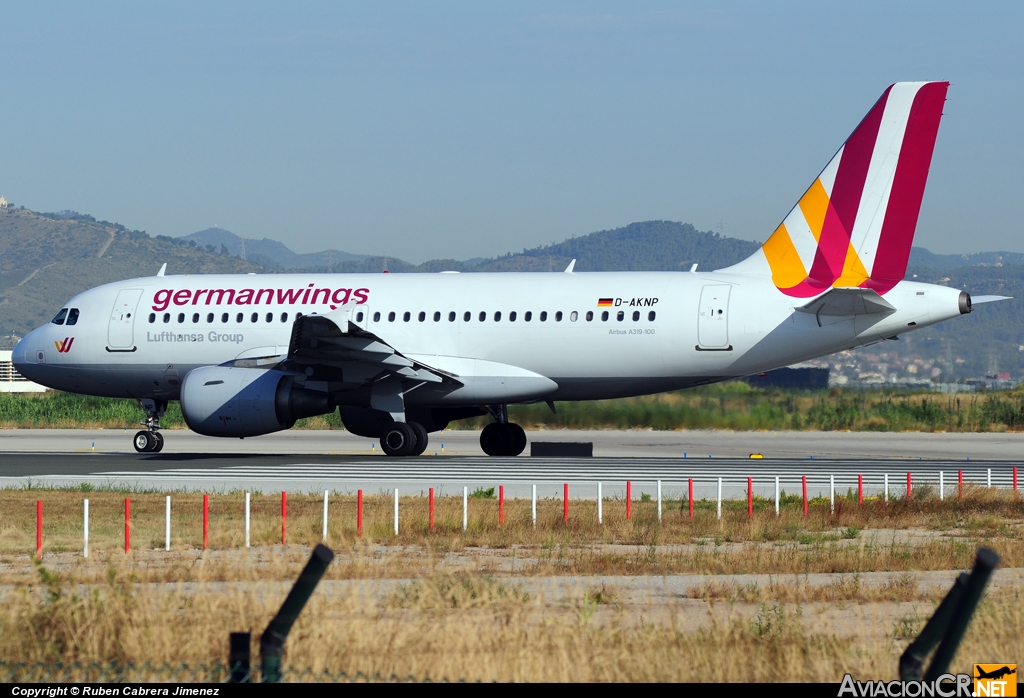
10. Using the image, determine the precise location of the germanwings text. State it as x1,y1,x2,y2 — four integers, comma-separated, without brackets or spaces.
151,285,369,312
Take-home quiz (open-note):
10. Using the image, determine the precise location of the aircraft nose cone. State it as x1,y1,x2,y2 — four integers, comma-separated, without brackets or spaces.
11,334,31,368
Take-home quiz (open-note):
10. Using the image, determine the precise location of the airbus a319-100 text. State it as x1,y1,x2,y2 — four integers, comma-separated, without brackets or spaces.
13,82,1007,456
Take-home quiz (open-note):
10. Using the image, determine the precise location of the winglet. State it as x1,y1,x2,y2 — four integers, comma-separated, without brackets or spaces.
156,263,167,277
564,259,576,273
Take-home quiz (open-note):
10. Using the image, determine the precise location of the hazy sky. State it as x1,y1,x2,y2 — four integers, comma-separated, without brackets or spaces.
1,2,1020,263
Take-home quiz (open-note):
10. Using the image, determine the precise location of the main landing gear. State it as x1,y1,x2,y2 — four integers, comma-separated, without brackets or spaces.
134,398,166,453
380,421,429,457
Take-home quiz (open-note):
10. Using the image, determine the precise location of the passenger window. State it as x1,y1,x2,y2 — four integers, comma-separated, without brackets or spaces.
648,311,656,321
357,311,365,322
403,311,411,322
251,312,259,323
463,311,471,322
296,312,303,319
149,313,156,323
372,312,380,322
51,309,68,325
601,311,609,321
66,308,80,325
448,311,456,322
207,313,214,323
540,311,547,321
617,311,624,321
494,311,501,321
479,311,487,322
221,313,229,323
193,313,200,323
632,310,640,321
555,311,563,322
177,313,185,323
163,313,171,323
281,312,289,322
509,311,517,322
433,311,440,322
418,311,426,322
525,311,532,322
266,312,274,323
388,312,396,322
236,313,244,323
570,311,578,322
585,311,593,321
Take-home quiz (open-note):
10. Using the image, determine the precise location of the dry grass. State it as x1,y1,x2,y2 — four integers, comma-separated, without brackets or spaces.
686,573,933,603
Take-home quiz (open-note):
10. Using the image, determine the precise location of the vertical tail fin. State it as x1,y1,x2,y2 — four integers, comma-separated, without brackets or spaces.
741,81,948,296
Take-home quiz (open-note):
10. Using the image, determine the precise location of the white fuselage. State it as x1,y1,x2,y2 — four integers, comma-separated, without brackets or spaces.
12,270,966,405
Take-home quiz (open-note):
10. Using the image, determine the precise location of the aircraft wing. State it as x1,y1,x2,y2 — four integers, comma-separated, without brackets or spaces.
283,313,459,386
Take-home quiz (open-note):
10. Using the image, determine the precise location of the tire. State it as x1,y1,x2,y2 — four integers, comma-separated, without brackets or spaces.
507,423,527,456
480,422,511,456
133,431,154,453
152,432,165,453
381,422,416,456
409,422,428,456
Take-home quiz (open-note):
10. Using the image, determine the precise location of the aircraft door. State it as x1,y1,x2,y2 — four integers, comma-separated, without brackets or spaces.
108,289,144,350
697,285,731,350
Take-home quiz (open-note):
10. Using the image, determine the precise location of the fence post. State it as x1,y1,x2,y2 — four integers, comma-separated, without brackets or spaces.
802,476,808,517
125,498,131,554
858,474,863,505
657,480,662,522
322,491,328,542
357,490,363,538
563,483,569,523
747,477,753,518
36,501,41,559
689,478,694,519
597,482,603,524
166,495,172,551
531,484,536,529
717,477,722,520
499,485,505,526
626,481,632,520
281,491,287,545
244,493,249,548
83,499,89,558
429,488,435,531
463,486,468,531
393,489,399,536
775,476,779,516
203,494,209,550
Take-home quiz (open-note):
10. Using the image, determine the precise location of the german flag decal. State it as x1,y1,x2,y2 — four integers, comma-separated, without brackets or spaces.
597,298,614,307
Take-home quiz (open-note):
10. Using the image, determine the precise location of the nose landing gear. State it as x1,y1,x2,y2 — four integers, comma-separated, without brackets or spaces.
133,398,167,453
479,405,527,456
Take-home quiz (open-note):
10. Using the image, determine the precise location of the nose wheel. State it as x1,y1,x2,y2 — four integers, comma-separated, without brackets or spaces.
133,430,164,453
480,422,527,457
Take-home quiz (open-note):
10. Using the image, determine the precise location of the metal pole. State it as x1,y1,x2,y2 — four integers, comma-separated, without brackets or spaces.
657,480,662,522
166,495,171,551
463,486,468,531
244,493,249,548
393,488,399,536
83,499,89,558
829,474,834,514
531,484,536,528
774,476,779,516
597,482,602,524
939,471,944,501
716,477,722,519
322,490,328,542
884,473,889,502
987,468,992,489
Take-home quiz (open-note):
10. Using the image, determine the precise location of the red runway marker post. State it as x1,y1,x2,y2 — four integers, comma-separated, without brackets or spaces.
36,501,42,559
125,498,131,554
958,470,963,498
357,490,363,538
281,491,287,545
747,477,753,518
688,478,694,519
858,474,863,505
499,485,505,526
626,481,632,520
1014,467,1018,492
203,494,209,550
802,476,808,517
907,473,912,499
429,488,435,531
563,483,569,522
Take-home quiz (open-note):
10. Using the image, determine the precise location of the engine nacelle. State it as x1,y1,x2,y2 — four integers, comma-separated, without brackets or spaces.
180,366,336,438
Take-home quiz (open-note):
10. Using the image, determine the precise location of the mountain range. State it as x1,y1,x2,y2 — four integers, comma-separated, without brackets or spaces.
0,205,1018,380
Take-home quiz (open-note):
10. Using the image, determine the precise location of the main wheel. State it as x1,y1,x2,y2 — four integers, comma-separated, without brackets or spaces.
381,422,416,456
409,422,429,456
480,422,512,456
507,423,527,456
152,432,165,453
133,431,155,453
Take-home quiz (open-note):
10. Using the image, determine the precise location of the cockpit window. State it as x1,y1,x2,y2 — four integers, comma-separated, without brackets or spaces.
66,308,80,326
51,309,68,325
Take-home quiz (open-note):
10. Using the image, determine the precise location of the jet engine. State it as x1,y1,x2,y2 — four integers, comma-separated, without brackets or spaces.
180,366,336,438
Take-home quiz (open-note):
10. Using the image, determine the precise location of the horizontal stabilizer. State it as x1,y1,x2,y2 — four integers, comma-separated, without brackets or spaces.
971,295,1012,305
796,287,895,317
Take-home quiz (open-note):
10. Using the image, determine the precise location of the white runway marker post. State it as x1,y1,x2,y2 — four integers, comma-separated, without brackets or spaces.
775,476,780,516
463,486,468,531
393,489,399,536
165,496,171,552
597,482,603,524
532,484,537,528
830,474,835,514
884,474,889,503
988,468,992,488
717,477,722,520
939,471,944,501
83,499,89,558
657,480,662,522
244,492,250,548
322,490,329,542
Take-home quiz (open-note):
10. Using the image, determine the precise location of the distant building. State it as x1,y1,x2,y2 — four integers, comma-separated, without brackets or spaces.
0,350,48,393
744,366,830,390
0,196,7,209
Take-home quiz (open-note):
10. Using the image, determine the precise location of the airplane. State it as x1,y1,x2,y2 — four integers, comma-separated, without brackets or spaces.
11,81,1008,456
